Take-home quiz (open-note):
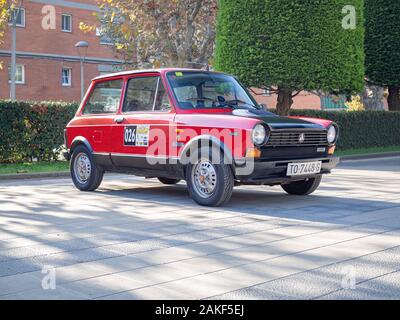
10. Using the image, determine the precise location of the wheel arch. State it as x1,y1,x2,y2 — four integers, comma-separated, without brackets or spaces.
179,135,235,177
70,136,93,154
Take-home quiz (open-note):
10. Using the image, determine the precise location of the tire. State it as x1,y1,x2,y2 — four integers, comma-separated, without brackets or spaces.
158,177,181,185
186,147,234,207
70,145,104,191
281,176,322,196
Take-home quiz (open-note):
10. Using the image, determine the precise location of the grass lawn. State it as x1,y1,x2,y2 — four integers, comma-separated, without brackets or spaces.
336,146,400,156
0,161,69,175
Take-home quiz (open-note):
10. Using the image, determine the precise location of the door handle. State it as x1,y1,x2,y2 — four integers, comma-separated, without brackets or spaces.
114,116,125,124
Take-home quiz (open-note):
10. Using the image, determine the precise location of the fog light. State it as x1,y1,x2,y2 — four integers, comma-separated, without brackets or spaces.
246,147,261,158
328,146,336,155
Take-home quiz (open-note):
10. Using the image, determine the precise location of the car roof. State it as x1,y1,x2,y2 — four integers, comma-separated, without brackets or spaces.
92,68,227,81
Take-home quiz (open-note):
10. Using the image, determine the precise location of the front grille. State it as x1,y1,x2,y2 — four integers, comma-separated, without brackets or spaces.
267,130,327,146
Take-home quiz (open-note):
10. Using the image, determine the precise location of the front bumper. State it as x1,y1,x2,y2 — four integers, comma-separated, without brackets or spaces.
235,156,340,185
63,150,70,161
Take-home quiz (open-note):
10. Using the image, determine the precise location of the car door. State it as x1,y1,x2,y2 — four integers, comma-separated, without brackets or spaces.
76,78,123,154
111,73,175,169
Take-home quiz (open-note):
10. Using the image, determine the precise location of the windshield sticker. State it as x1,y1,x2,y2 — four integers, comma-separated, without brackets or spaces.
175,72,183,77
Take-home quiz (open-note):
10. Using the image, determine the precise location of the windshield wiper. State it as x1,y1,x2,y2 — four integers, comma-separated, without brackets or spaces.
186,97,215,101
224,99,258,109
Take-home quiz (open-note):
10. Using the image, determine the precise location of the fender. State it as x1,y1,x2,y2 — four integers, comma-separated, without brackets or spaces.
179,134,234,165
70,136,93,154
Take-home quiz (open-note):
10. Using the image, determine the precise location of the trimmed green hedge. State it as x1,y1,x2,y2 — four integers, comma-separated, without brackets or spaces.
0,101,399,162
285,110,400,150
0,101,79,163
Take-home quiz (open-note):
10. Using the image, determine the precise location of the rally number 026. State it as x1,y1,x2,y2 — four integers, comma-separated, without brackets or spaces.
124,127,136,145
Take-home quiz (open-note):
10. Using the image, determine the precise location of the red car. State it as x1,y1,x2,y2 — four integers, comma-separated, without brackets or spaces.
64,68,339,206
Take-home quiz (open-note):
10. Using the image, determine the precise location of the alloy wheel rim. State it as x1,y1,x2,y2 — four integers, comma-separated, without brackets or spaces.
74,153,91,184
192,159,217,198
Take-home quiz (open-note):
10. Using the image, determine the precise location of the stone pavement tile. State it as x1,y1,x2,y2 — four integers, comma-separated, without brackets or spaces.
0,284,90,300
198,232,400,299
115,264,195,288
216,246,400,300
320,270,400,300
95,285,191,300
212,287,299,300
0,273,43,297
60,273,146,299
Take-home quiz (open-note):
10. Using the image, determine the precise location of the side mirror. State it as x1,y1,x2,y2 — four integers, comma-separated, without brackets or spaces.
260,103,268,110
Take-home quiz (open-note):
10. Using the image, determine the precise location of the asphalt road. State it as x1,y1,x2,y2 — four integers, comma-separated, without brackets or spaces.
0,157,399,300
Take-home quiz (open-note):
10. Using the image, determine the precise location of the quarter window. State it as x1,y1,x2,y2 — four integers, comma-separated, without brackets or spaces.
62,68,71,86
61,14,72,32
154,80,172,111
83,79,122,114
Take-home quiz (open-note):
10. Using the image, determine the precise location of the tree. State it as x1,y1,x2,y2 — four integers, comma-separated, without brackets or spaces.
365,0,400,111
83,0,217,68
215,0,365,115
0,0,19,70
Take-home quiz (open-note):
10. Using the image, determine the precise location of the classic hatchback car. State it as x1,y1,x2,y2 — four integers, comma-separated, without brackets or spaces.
64,68,339,206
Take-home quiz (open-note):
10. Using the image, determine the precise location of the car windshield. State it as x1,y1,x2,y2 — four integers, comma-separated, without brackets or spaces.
166,71,260,110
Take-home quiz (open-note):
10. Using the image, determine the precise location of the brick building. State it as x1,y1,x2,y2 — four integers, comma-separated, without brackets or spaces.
0,0,123,102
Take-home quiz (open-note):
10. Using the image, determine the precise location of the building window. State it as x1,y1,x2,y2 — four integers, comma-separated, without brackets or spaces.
96,27,114,45
61,14,72,32
262,89,271,96
9,8,25,27
62,68,72,86
8,64,25,84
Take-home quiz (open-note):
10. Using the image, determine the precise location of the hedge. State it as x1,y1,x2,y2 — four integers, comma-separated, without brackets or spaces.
285,110,400,150
0,101,399,163
0,101,78,163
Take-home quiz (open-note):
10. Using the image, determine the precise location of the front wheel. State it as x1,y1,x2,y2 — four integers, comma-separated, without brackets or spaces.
281,176,322,195
70,145,104,191
186,147,234,207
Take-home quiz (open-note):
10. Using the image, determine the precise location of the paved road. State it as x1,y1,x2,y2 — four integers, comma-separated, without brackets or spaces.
0,157,399,300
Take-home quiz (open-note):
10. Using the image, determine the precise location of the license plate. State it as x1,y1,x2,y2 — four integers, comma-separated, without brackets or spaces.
287,161,322,176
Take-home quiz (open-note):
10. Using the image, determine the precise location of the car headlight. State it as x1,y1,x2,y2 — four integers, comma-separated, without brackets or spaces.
252,124,269,146
327,125,337,144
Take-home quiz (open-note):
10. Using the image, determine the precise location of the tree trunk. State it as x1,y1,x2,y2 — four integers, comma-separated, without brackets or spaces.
276,87,294,116
361,85,385,110
387,86,400,111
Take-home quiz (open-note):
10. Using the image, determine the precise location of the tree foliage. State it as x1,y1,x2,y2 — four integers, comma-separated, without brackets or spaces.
83,0,217,68
365,0,400,111
0,0,11,69
0,0,19,69
215,0,365,115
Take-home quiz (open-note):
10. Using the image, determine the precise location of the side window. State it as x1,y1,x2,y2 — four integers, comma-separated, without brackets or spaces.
123,76,158,112
83,79,122,115
154,80,172,111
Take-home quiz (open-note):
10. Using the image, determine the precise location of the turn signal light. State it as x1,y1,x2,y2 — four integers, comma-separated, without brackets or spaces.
328,146,336,155
245,147,261,158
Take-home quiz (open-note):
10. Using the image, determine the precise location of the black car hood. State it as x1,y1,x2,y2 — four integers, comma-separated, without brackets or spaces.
232,109,325,130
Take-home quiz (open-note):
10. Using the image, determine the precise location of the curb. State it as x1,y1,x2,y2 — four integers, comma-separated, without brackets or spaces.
340,151,400,161
0,152,398,180
0,171,70,181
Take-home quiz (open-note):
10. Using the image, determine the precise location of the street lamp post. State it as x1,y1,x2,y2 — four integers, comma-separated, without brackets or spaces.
10,13,17,100
75,41,89,101
10,0,24,101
